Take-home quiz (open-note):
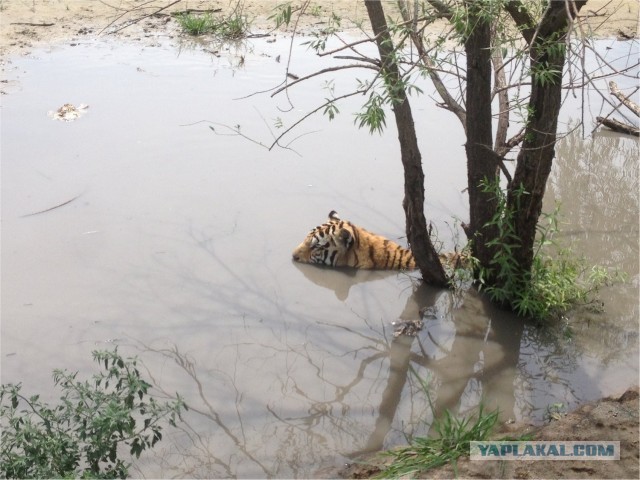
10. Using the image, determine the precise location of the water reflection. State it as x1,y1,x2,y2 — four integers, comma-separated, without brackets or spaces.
548,123,639,273
517,123,639,420
128,261,529,477
292,262,397,301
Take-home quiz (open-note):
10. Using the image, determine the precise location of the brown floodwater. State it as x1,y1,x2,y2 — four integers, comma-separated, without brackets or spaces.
1,36,638,478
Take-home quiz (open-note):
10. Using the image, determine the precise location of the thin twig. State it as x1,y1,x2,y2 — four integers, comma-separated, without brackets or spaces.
267,91,365,150
98,0,182,35
271,64,378,97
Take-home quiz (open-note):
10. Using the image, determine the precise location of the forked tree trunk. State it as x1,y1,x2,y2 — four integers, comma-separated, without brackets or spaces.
507,0,587,276
365,0,448,287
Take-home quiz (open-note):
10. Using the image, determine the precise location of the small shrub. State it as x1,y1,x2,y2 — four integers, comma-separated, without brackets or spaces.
0,349,185,479
220,10,250,39
176,4,251,39
477,179,623,322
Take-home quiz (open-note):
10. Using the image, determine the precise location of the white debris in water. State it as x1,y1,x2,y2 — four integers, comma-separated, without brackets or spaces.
48,103,89,121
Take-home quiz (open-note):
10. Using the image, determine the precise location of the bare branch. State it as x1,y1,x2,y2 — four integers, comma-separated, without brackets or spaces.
333,55,380,66
98,0,182,35
275,0,313,112
422,0,454,20
266,91,365,150
491,25,510,155
270,64,378,98
206,123,270,149
396,0,467,130
497,127,526,159
317,35,379,57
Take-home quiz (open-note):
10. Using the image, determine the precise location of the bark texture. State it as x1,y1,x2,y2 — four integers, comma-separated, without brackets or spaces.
463,0,500,269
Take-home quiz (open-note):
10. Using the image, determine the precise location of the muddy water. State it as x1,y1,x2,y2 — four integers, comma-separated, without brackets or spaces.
1,37,638,478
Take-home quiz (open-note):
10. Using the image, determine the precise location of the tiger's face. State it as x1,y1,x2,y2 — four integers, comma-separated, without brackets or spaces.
292,212,355,267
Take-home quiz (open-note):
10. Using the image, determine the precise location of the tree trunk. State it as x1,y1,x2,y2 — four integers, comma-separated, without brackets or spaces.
365,0,448,287
463,0,500,272
507,0,587,275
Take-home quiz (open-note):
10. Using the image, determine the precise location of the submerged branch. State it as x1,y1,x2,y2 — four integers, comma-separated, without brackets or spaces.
596,116,640,136
21,194,83,217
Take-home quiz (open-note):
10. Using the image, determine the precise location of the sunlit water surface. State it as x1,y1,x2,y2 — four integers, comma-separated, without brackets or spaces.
1,36,638,478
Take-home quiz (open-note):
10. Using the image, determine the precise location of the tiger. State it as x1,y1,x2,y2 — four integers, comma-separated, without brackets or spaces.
292,211,418,270
292,211,466,271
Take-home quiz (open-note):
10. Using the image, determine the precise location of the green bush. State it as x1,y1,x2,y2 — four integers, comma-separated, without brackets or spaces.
1,349,185,479
176,12,217,36
477,179,622,321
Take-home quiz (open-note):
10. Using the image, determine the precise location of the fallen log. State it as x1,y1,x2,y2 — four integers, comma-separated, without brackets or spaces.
596,116,640,137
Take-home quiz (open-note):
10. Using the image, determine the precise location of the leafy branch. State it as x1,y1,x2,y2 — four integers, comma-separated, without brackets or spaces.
1,349,185,479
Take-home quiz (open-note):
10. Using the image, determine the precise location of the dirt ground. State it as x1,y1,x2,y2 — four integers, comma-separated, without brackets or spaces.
338,387,639,479
0,0,638,57
1,1,638,479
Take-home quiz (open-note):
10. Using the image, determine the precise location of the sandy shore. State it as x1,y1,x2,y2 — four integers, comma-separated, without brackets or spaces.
0,0,637,57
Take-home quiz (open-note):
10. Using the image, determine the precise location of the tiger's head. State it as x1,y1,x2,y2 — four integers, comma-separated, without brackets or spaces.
292,211,356,267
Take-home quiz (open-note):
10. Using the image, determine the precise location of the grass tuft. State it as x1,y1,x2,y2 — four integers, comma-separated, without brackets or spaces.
176,5,251,39
378,405,499,478
177,12,216,36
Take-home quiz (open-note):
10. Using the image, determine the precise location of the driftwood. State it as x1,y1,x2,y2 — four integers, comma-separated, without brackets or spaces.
597,81,639,137
169,9,222,17
10,22,54,27
596,116,639,137
609,81,640,117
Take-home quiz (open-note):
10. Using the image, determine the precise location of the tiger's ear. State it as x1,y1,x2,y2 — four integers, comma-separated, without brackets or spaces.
336,227,354,250
328,210,341,221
